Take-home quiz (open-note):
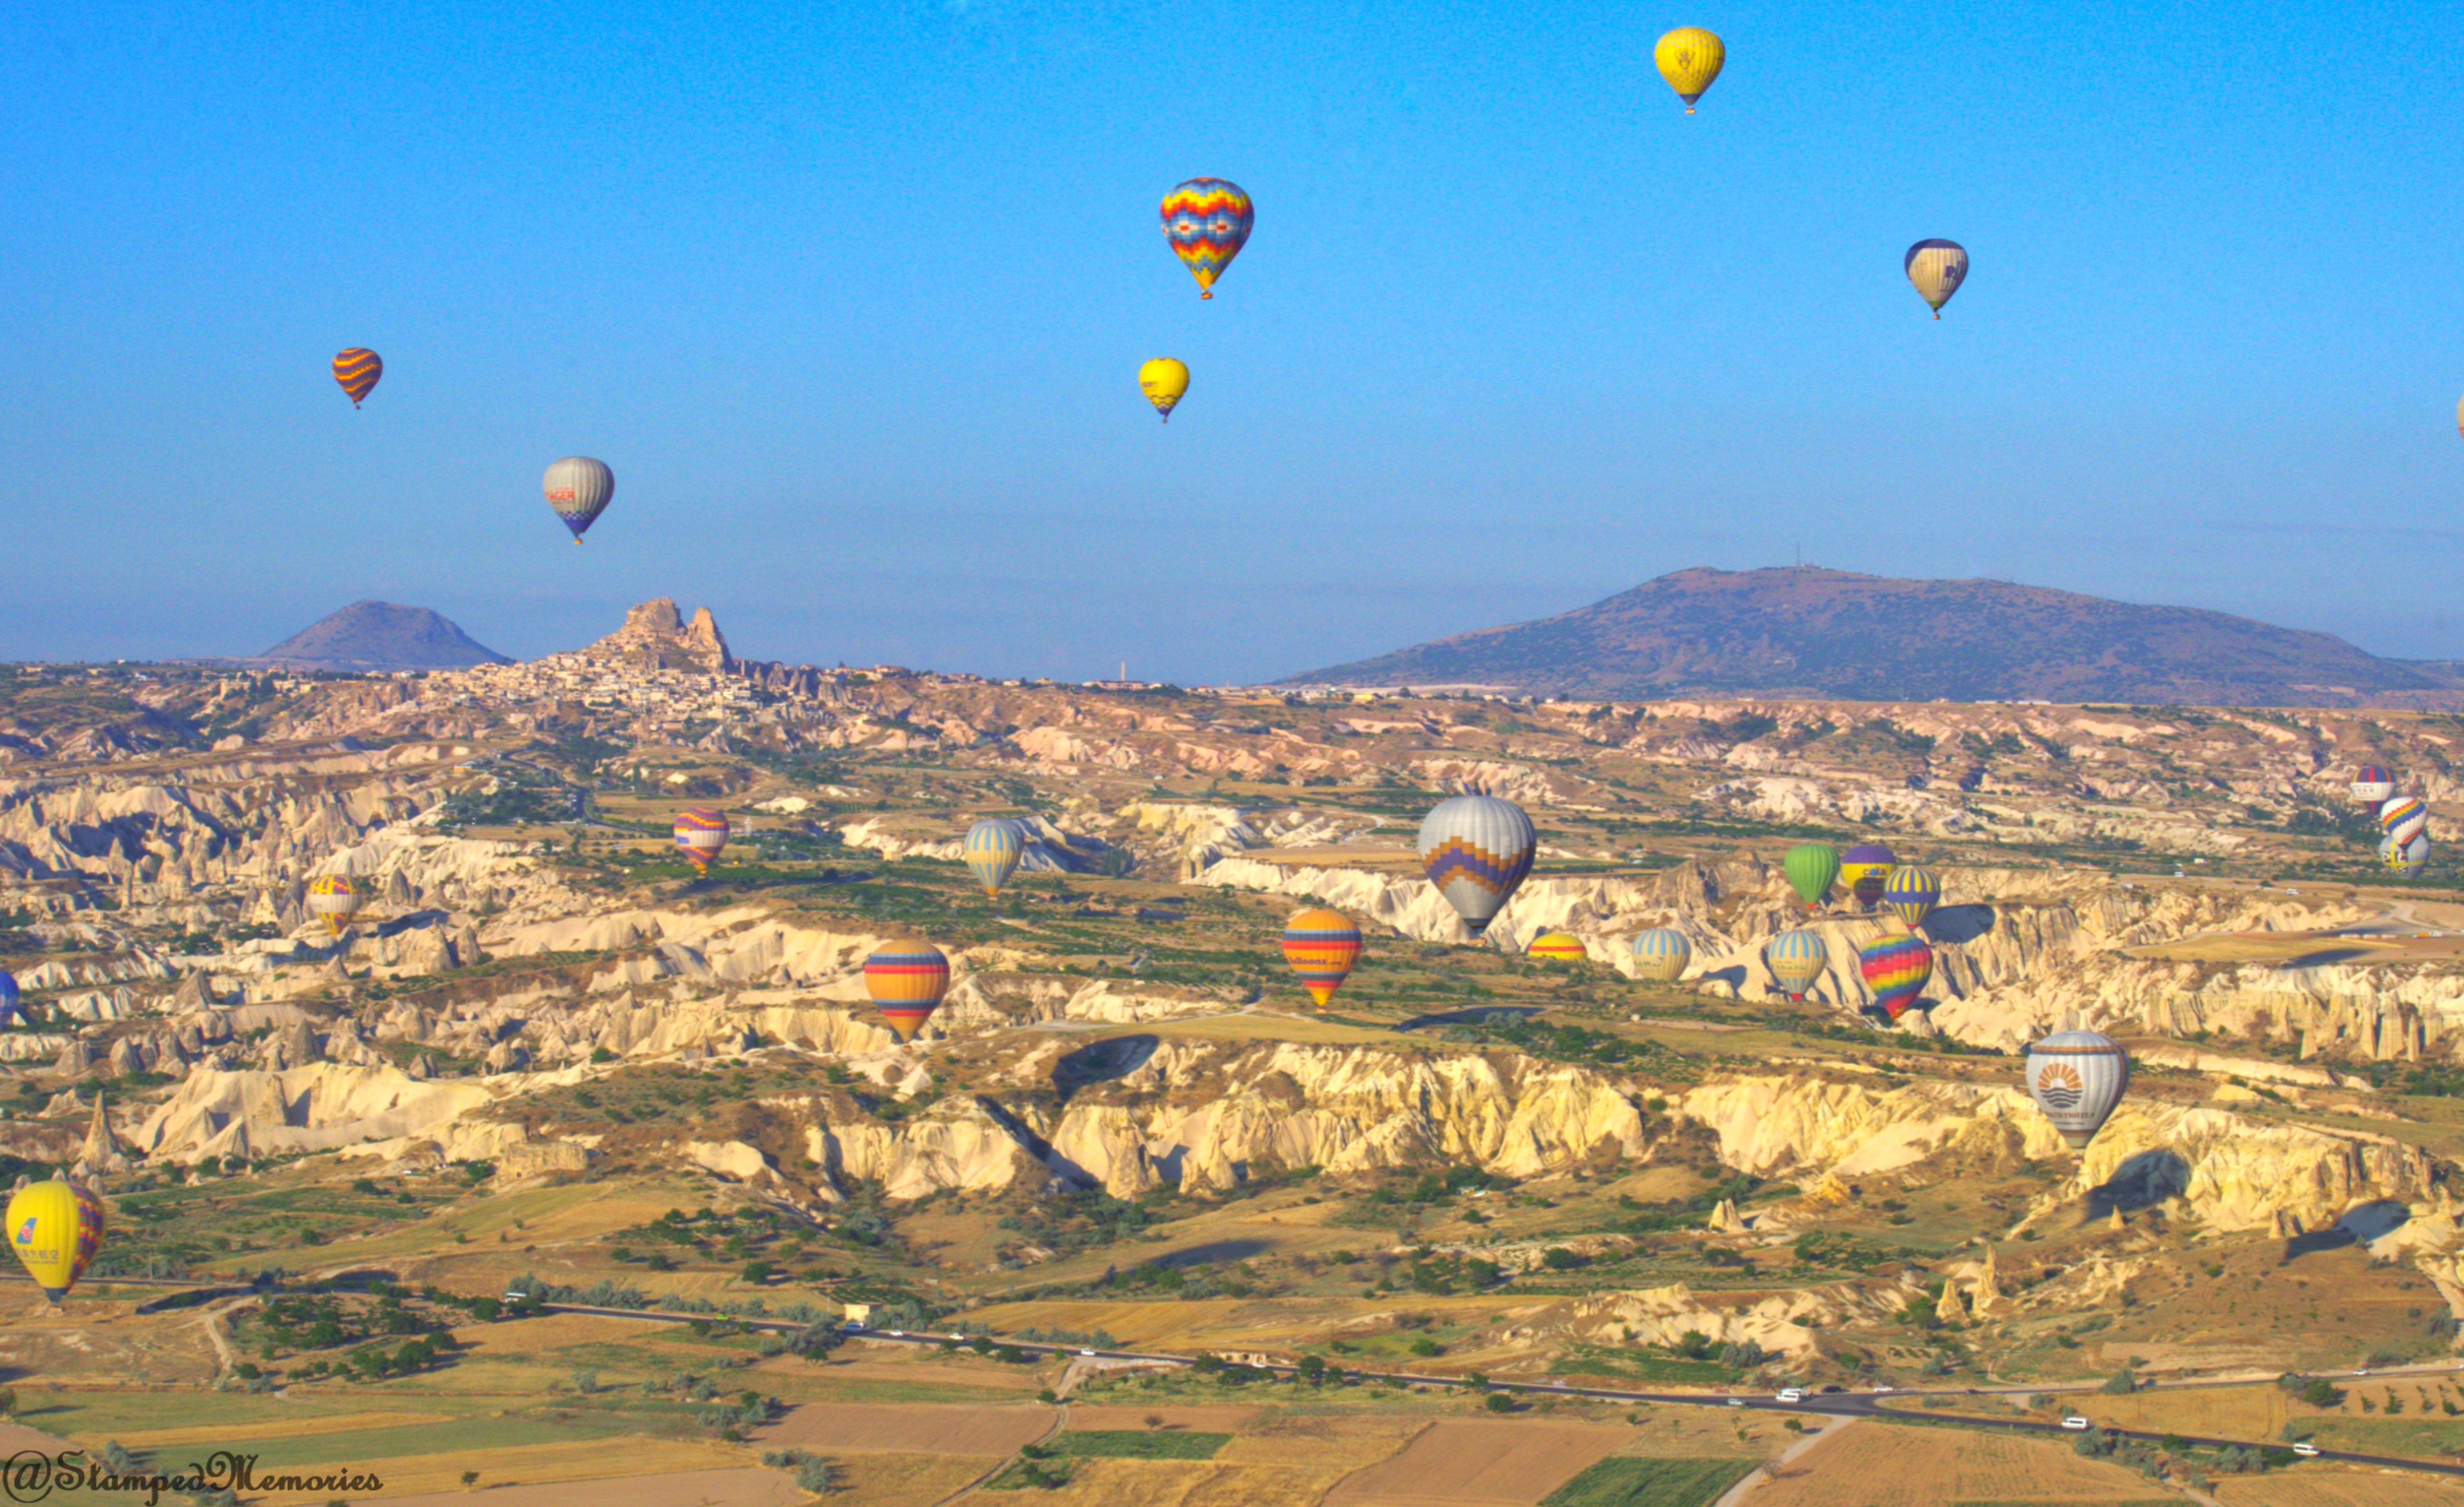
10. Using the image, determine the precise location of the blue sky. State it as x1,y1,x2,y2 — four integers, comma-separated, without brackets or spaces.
4,1,2462,680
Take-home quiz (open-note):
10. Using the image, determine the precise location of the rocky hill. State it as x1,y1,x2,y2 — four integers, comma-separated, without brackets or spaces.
579,598,731,671
254,602,509,672
1289,566,2464,708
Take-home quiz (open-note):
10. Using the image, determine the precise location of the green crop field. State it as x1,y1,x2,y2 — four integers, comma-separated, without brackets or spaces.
1053,1429,1232,1459
1539,1457,1759,1507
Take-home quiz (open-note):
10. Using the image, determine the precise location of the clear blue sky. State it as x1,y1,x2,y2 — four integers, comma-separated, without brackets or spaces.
4,1,2462,681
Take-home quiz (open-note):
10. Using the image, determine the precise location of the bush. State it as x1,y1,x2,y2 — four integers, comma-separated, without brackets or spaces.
1484,1391,1515,1413
2301,1379,2344,1409
2100,1369,2139,1395
1540,1248,1585,1271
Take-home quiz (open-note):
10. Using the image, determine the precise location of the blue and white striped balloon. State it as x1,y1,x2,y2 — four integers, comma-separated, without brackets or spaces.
1763,930,1829,1001
963,818,1027,899
1631,928,1692,983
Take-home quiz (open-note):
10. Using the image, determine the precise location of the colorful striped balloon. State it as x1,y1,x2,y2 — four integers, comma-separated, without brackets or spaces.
674,808,730,874
2352,765,2396,805
542,456,614,544
1858,927,1933,1022
1162,178,1253,299
332,348,383,406
1416,794,1537,938
963,818,1027,899
1840,844,1897,911
1882,865,1941,928
1526,930,1587,963
1763,929,1828,1001
1281,907,1363,1007
1631,928,1691,983
865,941,951,1043
306,874,362,937
2380,796,2429,848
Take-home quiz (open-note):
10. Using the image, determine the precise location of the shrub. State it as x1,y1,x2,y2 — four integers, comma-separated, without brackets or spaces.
2100,1369,2139,1395
1484,1392,1515,1413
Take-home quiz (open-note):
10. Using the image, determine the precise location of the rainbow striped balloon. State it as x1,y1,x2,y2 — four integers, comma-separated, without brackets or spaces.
1859,928,1933,1022
1526,930,1587,963
1281,907,1363,1007
674,808,730,874
865,942,951,1043
1631,928,1691,983
332,348,383,406
1161,178,1253,299
2380,795,2429,848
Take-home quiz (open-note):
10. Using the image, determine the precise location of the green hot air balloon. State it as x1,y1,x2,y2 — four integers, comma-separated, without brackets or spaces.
1784,844,1839,911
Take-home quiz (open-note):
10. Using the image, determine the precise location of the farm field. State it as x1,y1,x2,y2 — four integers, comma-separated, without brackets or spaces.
755,1401,1056,1455
1537,1456,1758,1507
1325,1418,1640,1507
1742,1422,2171,1507
2212,1467,2464,1506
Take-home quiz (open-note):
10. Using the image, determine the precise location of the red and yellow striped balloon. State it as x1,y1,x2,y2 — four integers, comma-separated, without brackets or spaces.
1280,907,1362,1007
865,941,950,1043
332,348,383,406
1161,178,1253,299
1526,930,1588,963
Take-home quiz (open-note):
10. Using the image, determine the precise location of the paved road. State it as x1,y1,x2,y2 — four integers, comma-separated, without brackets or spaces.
535,1304,2464,1478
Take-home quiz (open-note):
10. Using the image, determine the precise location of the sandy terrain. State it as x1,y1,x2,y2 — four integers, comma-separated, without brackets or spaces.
1065,1405,1264,1432
1743,1422,2167,1506
367,1465,801,1507
1324,1418,1636,1507
755,1401,1057,1455
2214,1468,2464,1506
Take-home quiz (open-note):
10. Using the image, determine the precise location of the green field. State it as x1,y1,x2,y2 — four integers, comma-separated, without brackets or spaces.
1053,1429,1232,1460
1537,1456,1759,1507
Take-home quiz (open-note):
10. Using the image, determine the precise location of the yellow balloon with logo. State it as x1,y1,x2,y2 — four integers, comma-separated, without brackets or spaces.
1139,358,1190,423
7,1178,106,1302
1653,27,1725,113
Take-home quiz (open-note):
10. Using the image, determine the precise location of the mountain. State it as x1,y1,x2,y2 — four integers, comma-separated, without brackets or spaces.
254,602,511,672
1286,566,2464,707
575,598,732,671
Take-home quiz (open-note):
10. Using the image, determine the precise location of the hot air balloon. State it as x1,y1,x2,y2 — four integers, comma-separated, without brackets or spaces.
674,808,730,875
2352,766,2396,806
1653,26,1726,113
7,1178,105,1303
1859,926,1933,1022
1905,240,1968,318
0,968,18,1028
1281,907,1363,1007
1883,866,1941,928
963,818,1027,900
865,941,950,1043
1162,178,1253,299
2025,1030,2129,1151
1784,844,1839,910
1417,794,1537,939
1139,358,1190,422
332,348,383,407
1764,930,1829,1001
1632,928,1692,983
305,874,362,938
1840,844,1898,911
2385,833,2431,877
1526,930,1588,963
543,456,614,543
2380,796,2429,848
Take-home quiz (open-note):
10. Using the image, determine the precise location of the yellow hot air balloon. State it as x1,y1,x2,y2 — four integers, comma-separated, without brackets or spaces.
1905,239,1969,318
7,1178,105,1302
1139,358,1190,423
1653,27,1726,113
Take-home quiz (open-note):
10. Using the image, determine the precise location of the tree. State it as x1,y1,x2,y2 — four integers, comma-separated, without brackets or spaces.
2100,1369,2140,1396
2301,1379,2345,1409
1484,1392,1515,1413
1540,1247,1585,1271
460,1470,480,1490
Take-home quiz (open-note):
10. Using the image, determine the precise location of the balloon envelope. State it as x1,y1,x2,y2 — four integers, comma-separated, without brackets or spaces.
0,968,17,1028
1905,239,1968,316
1783,844,1839,909
1840,844,1898,910
1631,928,1692,983
1653,27,1725,111
2352,766,2395,804
6,1178,105,1302
865,942,951,1043
1417,795,1537,938
332,348,382,406
674,808,730,874
1859,928,1933,1022
2025,1030,2129,1150
963,819,1027,899
543,457,614,542
1161,178,1253,298
1764,930,1829,1000
1281,907,1363,1007
305,874,361,937
1526,930,1587,963
2380,796,2429,847
1882,866,1941,928
2385,833,2431,876
1139,358,1190,422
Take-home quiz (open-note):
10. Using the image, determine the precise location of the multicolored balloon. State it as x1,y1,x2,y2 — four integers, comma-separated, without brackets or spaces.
0,968,18,1028
1858,925,1933,1022
1526,930,1587,963
1840,844,1897,911
1417,794,1537,939
1631,928,1691,983
332,348,383,407
2380,795,2429,848
1882,865,1941,928
1281,907,1363,1007
1139,358,1190,422
2025,1030,2129,1151
963,818,1027,900
1764,929,1829,1001
6,1178,106,1302
305,874,362,938
1653,26,1726,113
543,456,614,544
674,808,730,874
1905,239,1968,318
1161,178,1253,299
1784,844,1839,910
865,941,951,1043
2352,765,2396,806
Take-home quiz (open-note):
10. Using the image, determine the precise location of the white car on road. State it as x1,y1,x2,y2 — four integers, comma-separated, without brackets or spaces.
2060,1416,2091,1431
2292,1442,2321,1458
1775,1389,1804,1404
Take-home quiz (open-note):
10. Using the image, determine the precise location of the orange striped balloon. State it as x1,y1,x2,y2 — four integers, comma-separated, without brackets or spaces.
333,348,383,406
1280,907,1362,1007
864,941,951,1043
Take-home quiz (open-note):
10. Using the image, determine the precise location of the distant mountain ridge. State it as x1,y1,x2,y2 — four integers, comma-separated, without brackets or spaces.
1287,567,2464,708
254,602,509,672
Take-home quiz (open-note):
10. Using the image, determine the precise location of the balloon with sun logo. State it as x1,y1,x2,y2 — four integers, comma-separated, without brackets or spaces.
2025,1030,2129,1151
